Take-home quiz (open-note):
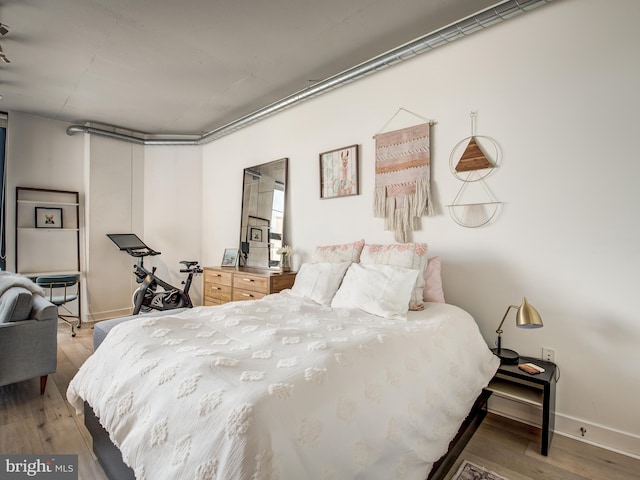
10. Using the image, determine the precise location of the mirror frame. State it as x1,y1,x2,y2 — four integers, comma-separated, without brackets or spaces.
239,158,288,270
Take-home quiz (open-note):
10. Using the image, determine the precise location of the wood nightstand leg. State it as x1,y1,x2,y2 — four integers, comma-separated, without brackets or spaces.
541,379,556,455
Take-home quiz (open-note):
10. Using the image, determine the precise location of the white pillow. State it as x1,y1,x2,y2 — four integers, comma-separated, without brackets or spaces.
331,263,419,319
290,262,351,305
360,243,429,311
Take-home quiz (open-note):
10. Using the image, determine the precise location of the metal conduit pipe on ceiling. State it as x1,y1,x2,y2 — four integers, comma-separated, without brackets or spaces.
66,0,553,146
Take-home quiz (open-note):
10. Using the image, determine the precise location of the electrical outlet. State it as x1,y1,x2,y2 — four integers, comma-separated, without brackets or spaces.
542,347,555,363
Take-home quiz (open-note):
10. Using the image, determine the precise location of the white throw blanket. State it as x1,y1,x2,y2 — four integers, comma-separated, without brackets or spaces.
68,292,498,480
0,272,44,297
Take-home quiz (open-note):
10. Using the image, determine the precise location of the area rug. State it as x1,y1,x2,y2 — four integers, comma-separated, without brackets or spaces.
452,460,509,480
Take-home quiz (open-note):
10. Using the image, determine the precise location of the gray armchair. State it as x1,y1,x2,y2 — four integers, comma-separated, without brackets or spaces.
0,286,58,394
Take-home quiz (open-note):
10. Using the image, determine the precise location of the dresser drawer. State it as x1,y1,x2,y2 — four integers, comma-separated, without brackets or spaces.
204,283,232,303
202,267,295,306
233,273,268,294
232,288,266,302
204,296,223,307
271,273,296,292
204,269,232,286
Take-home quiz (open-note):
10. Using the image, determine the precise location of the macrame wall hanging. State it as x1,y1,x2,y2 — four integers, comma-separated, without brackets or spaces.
373,108,434,243
447,112,501,228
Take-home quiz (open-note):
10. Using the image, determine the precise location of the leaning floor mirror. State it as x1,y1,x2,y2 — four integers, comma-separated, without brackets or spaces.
239,158,288,269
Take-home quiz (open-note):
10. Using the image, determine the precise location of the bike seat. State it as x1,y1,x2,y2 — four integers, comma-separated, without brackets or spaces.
180,260,199,268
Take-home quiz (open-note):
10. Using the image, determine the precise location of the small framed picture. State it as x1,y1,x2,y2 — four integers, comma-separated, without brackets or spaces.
319,144,359,199
250,227,263,243
221,248,239,267
35,207,63,228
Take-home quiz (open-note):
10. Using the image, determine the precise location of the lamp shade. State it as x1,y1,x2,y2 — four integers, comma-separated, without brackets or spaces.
491,297,543,364
516,297,543,329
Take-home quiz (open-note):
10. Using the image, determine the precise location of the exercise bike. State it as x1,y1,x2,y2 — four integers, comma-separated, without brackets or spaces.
107,233,203,315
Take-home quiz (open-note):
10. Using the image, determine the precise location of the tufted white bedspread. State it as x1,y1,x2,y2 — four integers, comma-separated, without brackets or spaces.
67,292,499,480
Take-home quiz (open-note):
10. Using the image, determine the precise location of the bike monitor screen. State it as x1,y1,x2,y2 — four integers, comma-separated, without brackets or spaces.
107,233,149,251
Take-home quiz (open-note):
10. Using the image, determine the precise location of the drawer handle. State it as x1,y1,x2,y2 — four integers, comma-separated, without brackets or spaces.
242,278,254,282
242,293,254,297
212,287,221,290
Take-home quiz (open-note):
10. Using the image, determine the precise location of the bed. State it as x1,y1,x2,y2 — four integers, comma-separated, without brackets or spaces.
68,248,499,480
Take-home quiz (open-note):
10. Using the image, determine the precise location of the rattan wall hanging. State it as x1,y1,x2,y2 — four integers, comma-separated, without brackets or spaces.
447,112,501,228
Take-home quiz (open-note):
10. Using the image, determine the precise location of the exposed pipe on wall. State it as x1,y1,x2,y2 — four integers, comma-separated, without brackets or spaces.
67,0,553,146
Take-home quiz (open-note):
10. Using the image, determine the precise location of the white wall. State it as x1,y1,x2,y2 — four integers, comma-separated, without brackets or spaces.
5,116,149,320
6,113,85,274
6,113,86,321
201,0,640,457
86,134,145,320
84,140,203,316
143,145,203,305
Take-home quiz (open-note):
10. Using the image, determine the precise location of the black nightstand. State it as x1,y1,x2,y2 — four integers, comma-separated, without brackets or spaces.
486,356,557,455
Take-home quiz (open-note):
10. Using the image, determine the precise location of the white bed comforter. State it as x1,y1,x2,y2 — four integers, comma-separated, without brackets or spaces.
67,292,499,480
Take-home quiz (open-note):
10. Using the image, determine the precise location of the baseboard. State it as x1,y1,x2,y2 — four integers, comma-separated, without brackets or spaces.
555,413,640,460
488,396,640,460
84,308,132,323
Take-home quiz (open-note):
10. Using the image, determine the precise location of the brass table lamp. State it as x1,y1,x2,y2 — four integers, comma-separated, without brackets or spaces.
491,297,543,364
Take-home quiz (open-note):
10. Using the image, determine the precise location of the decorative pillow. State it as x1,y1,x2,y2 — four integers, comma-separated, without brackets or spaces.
290,262,351,306
360,243,428,310
423,256,445,303
0,287,33,323
331,263,419,319
313,239,365,263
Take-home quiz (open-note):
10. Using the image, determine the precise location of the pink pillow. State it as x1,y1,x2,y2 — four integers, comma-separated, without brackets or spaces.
423,257,445,303
313,239,365,263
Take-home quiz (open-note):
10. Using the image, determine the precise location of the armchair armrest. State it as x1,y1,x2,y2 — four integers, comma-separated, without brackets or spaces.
0,313,58,388
31,295,58,322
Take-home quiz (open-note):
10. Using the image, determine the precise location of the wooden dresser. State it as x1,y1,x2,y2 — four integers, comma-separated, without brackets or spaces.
203,266,296,306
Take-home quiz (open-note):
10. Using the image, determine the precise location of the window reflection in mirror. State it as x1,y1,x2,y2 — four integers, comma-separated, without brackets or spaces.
239,158,287,269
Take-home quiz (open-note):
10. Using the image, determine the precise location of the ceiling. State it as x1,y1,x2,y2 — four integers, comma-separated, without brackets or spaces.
0,0,498,135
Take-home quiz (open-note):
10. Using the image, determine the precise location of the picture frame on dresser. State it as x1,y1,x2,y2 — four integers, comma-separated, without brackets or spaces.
221,248,239,267
35,207,63,228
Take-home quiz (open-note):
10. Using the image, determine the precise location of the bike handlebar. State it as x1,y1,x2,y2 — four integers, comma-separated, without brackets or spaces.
126,248,161,258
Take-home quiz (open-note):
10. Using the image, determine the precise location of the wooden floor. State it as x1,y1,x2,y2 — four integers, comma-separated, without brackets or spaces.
2,321,639,480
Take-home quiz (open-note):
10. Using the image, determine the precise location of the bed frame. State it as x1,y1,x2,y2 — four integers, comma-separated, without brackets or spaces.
84,389,490,480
